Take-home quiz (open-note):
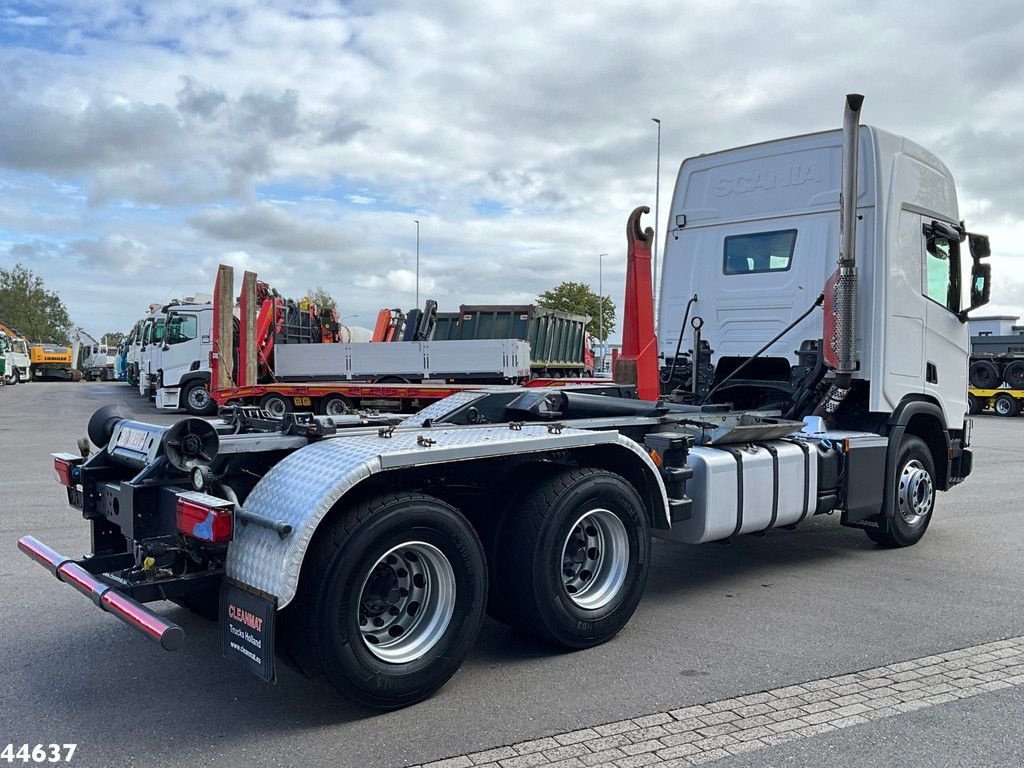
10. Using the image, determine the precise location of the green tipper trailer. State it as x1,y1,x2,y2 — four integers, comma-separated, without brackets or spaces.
453,305,590,376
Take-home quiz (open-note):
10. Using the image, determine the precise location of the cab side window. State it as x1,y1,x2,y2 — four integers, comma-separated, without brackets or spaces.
723,229,797,275
166,315,198,345
924,234,960,313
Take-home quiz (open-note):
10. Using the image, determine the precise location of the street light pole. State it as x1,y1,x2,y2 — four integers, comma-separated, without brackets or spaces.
414,219,420,308
651,118,661,333
599,253,603,374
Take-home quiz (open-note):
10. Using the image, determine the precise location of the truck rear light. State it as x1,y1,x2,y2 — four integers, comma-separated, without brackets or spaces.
52,452,83,487
176,492,234,543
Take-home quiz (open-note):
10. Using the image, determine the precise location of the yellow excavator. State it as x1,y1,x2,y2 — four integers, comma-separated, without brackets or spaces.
0,322,80,381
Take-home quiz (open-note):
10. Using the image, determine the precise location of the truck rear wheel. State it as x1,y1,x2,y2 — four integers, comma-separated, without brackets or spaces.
968,360,999,389
183,381,217,416
993,393,1021,417
489,467,650,649
259,393,293,418
866,435,935,548
1003,361,1024,389
282,493,486,710
317,394,353,417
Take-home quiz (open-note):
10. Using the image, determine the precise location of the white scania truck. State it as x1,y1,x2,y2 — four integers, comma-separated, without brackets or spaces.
19,95,990,710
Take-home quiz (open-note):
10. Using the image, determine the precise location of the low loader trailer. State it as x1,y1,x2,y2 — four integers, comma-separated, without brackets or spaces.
19,95,989,709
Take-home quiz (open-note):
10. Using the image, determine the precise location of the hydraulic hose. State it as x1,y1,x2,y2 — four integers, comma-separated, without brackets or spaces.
660,294,698,384
700,292,824,404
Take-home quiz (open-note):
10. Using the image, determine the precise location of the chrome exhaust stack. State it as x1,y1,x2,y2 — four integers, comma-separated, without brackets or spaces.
816,93,863,419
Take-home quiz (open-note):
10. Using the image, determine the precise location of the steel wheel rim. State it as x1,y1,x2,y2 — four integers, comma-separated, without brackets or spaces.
561,508,629,610
996,397,1012,415
188,386,210,410
357,541,455,664
324,398,348,416
263,397,286,418
897,459,933,526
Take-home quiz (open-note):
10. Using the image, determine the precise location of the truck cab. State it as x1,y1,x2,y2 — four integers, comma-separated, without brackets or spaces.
658,122,989,492
137,312,166,398
151,302,215,415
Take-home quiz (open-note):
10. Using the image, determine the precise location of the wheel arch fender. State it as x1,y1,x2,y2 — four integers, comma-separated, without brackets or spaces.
224,427,651,609
884,397,952,518
179,370,211,389
569,438,670,530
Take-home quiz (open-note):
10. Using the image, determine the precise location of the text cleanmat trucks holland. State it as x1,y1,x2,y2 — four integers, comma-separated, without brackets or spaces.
18,95,991,710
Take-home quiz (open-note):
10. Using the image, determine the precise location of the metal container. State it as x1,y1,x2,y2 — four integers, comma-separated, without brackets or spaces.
432,313,461,341
456,304,589,373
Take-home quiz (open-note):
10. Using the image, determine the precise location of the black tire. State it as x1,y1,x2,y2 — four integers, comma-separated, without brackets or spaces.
993,393,1021,417
374,375,411,384
1003,361,1024,389
968,360,1000,389
317,394,353,417
259,393,293,418
489,467,651,649
865,435,936,548
967,393,982,415
183,380,217,416
281,493,486,710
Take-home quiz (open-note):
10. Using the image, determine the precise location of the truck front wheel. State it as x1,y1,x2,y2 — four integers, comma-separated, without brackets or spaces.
282,493,486,710
866,435,936,548
490,468,651,649
183,381,217,415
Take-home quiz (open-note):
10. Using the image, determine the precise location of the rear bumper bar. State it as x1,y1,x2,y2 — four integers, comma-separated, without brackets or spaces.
17,536,185,651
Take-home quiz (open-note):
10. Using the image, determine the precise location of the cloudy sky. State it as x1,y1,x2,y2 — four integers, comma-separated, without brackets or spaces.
1,0,1022,340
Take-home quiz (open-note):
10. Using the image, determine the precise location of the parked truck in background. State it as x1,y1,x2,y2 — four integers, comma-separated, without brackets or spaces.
0,323,31,385
76,329,118,381
19,94,990,711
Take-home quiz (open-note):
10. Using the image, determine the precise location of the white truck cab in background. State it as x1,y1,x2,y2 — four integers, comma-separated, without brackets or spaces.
152,302,215,415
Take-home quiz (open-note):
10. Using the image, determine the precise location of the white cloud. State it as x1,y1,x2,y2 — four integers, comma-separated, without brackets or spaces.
0,0,1022,340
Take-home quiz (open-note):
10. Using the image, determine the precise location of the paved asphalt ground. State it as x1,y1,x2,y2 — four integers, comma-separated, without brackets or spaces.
1,382,1022,768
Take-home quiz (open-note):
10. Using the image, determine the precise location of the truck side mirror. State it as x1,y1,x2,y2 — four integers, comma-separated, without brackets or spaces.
970,263,991,310
969,232,991,259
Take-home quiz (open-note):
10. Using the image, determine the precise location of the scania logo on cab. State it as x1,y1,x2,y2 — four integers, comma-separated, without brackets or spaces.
714,162,823,196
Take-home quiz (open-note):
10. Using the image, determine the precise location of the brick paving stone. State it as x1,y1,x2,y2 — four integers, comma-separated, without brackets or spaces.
699,711,739,726
543,745,590,762
632,713,674,728
613,754,660,768
724,740,768,756
658,732,701,748
498,753,549,768
732,726,775,742
663,718,704,734
626,727,670,744
515,738,560,756
733,703,775,718
695,724,737,738
425,757,474,768
735,692,775,706
593,721,636,737
801,678,837,691
470,747,518,765
587,734,633,752
691,735,738,751
429,635,1024,768
655,743,700,761
580,748,628,766
554,730,600,747
614,740,661,757
668,705,711,720
689,748,733,764
733,714,774,729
